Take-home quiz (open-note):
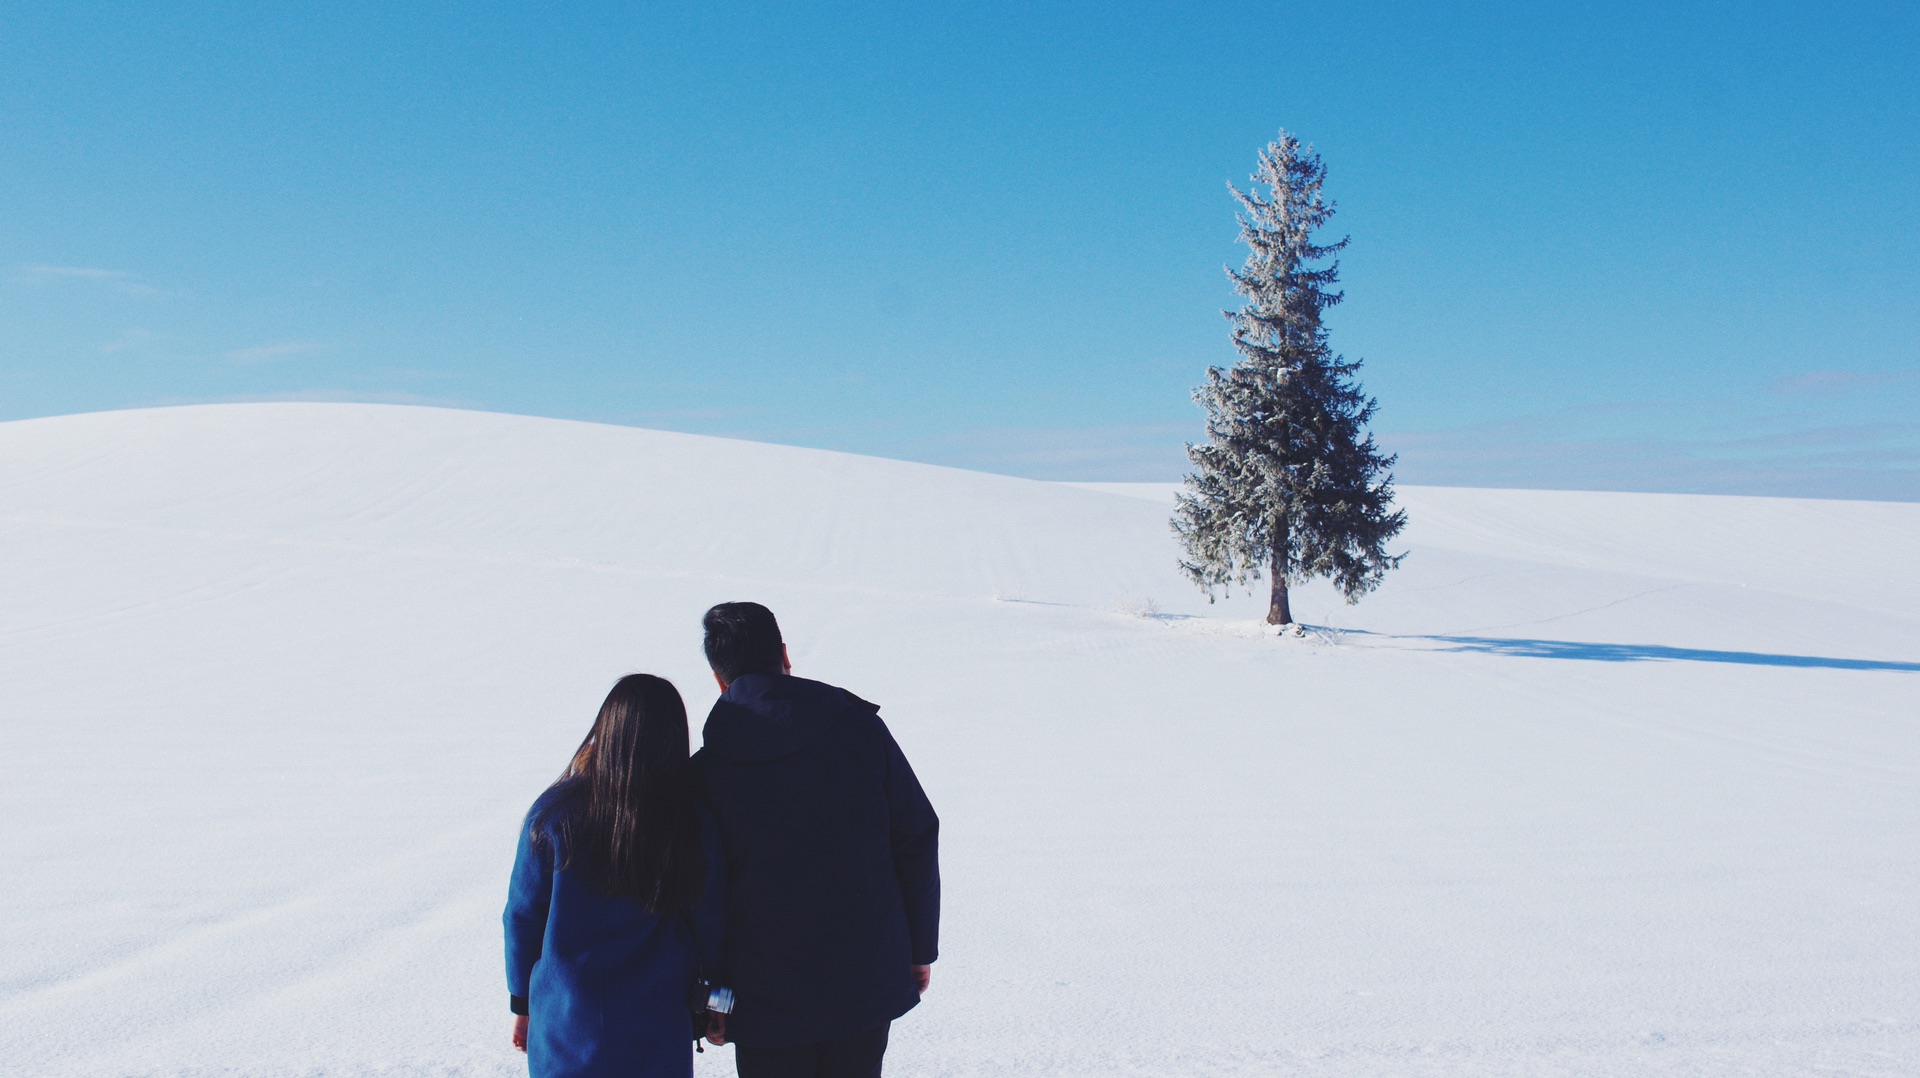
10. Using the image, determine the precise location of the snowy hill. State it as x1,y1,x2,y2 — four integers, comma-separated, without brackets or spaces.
2,403,1916,1077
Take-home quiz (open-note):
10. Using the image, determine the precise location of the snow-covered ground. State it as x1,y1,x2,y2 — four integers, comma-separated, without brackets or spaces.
2,403,1916,1077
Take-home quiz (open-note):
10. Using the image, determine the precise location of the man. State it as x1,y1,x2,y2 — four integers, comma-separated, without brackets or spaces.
692,602,940,1078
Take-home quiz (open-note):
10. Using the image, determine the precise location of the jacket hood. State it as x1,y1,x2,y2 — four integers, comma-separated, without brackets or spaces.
702,673,879,764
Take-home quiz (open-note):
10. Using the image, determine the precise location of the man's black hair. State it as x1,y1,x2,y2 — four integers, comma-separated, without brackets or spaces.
703,601,786,683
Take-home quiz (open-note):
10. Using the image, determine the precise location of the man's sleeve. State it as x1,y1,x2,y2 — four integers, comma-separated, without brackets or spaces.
879,718,941,965
503,811,552,1014
691,799,729,982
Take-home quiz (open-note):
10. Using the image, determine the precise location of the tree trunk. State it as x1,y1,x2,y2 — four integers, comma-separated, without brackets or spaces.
1267,517,1293,625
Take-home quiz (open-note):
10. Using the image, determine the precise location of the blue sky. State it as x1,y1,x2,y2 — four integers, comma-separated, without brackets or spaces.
4,2,1916,497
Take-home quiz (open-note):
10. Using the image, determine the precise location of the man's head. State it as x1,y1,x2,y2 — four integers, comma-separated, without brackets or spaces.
702,601,790,689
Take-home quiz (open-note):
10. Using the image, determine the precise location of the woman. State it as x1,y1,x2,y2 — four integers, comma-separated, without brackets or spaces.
505,674,727,1077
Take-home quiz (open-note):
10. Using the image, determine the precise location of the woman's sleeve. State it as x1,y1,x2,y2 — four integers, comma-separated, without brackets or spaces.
691,803,728,981
503,810,552,1013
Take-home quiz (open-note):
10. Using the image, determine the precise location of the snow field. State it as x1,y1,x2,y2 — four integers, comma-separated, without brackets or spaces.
1,404,1916,1076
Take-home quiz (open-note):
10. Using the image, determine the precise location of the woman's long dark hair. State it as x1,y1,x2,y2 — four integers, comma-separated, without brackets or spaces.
534,674,701,913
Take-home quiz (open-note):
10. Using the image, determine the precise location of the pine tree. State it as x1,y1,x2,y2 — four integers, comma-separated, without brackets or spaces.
1173,131,1406,626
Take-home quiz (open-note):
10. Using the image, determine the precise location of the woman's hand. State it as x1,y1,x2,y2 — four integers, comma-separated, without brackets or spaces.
512,1014,529,1052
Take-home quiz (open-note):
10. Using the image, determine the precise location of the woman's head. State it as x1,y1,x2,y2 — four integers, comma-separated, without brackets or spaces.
566,673,690,790
541,673,700,912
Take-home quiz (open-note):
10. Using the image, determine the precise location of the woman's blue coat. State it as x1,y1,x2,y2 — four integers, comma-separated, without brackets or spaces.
504,786,726,1078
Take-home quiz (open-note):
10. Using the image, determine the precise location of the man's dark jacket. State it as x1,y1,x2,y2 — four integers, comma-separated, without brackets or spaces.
692,673,940,1048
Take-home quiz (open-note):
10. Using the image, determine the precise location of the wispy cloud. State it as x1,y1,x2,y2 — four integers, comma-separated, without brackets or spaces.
100,328,160,354
1771,368,1920,397
617,405,771,424
26,265,123,280
143,390,484,410
1383,420,1920,502
18,264,165,297
226,340,329,364
910,422,1195,481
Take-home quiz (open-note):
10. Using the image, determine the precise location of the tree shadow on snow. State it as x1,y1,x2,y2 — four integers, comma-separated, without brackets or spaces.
1415,634,1920,672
